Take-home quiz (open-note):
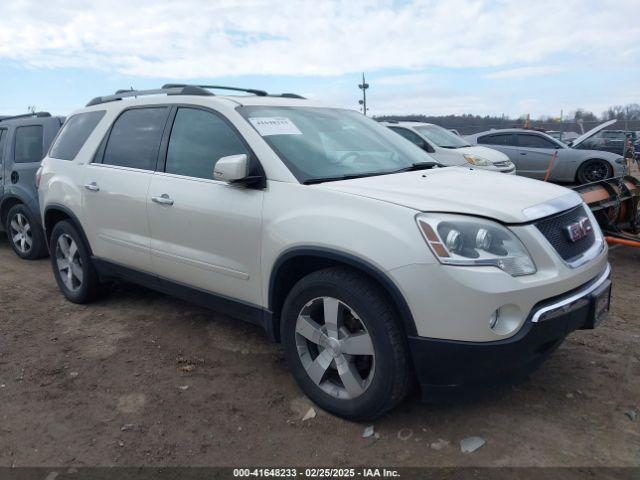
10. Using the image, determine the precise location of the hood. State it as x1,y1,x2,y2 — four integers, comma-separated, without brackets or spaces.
454,145,511,163
319,167,581,223
570,119,617,148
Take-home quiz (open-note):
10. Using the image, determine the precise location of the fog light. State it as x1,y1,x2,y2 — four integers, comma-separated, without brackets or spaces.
489,310,499,330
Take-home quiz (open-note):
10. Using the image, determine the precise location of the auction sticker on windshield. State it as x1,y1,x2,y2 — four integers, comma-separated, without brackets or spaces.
249,117,302,136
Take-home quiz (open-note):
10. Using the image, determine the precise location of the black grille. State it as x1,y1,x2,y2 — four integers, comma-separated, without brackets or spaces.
535,205,596,261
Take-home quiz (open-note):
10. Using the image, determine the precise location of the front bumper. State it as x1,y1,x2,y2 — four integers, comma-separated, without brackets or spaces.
408,265,612,401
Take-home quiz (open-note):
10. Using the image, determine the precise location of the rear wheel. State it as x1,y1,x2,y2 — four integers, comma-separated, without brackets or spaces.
50,220,100,303
577,159,612,184
281,267,411,421
5,204,47,260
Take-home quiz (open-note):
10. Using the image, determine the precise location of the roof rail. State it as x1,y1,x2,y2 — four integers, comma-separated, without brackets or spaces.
0,112,52,122
86,85,214,107
279,93,306,99
161,84,305,99
163,84,269,97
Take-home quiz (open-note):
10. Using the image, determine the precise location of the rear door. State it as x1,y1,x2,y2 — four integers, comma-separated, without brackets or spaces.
0,128,7,198
11,124,45,197
514,133,561,179
82,106,170,273
476,133,519,161
147,106,264,306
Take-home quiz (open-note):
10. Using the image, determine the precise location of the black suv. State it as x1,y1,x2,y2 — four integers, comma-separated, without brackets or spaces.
0,112,65,259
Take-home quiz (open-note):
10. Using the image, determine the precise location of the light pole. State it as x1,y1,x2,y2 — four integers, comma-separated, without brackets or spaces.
358,73,369,116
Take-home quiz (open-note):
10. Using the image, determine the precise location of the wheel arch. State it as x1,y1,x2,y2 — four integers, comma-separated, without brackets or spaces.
0,194,29,226
267,247,418,342
43,204,93,255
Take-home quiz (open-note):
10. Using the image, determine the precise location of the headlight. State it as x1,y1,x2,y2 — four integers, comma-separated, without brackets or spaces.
416,213,537,276
463,154,493,167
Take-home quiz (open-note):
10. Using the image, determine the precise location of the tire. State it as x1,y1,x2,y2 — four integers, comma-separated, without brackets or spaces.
576,159,612,184
49,220,101,304
281,267,412,421
5,204,48,260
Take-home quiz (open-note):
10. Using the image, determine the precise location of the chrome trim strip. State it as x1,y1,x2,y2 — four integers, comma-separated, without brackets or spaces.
531,263,611,323
522,191,583,221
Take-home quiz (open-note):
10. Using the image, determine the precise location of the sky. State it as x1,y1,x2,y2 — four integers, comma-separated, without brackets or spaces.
0,0,638,118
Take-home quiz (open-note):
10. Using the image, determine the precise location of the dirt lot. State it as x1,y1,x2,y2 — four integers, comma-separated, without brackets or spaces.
0,234,638,468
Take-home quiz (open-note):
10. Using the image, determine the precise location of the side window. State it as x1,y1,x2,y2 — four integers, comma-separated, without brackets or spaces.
0,130,7,165
389,127,425,147
517,134,557,149
102,107,168,170
477,134,514,146
14,125,44,163
49,111,106,160
165,108,249,180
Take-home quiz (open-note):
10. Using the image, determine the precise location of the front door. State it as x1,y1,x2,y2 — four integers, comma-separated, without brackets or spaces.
81,106,170,273
515,133,561,179
147,106,264,306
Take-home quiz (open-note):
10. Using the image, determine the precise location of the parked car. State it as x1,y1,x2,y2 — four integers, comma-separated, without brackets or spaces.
575,129,637,157
0,112,64,259
382,121,516,174
38,85,610,420
466,122,624,183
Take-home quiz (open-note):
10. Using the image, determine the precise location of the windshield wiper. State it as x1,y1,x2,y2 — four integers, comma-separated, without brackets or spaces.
303,162,439,185
390,162,440,174
303,172,386,184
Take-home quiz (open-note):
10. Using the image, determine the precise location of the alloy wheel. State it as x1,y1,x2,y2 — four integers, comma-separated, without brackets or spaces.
9,213,33,254
55,234,83,292
295,297,375,400
583,161,610,182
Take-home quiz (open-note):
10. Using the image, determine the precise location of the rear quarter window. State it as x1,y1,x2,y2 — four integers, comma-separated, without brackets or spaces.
14,125,44,163
49,111,106,160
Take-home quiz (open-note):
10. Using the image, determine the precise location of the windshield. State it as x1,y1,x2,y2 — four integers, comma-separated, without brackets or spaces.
414,124,470,148
238,106,438,183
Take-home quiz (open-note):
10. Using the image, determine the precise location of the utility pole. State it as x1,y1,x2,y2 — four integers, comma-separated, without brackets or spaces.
358,73,369,116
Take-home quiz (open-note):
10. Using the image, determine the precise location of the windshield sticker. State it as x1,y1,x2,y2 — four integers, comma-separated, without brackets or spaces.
249,117,302,136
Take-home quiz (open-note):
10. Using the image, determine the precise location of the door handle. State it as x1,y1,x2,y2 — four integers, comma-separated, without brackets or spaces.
152,194,174,206
520,152,527,155
84,182,100,192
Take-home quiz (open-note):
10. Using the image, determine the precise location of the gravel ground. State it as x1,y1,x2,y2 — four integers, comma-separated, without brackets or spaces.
0,233,638,467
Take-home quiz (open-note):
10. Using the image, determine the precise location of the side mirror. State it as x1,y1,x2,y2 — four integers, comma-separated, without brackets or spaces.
213,154,249,183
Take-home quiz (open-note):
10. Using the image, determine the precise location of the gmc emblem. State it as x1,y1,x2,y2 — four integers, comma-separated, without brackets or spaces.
564,217,592,243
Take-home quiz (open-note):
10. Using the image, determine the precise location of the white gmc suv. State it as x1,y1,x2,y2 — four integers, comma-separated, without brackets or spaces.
38,85,611,420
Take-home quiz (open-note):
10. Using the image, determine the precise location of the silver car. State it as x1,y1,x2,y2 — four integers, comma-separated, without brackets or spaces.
466,121,624,184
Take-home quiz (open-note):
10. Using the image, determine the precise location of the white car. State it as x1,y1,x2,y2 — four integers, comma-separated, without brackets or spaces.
38,85,611,420
382,121,516,174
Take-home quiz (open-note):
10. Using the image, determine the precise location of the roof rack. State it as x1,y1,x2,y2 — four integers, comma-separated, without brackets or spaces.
86,85,214,107
279,93,306,99
0,112,51,122
163,84,268,97
162,84,305,99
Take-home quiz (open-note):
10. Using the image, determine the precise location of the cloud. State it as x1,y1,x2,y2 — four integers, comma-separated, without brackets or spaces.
485,66,567,79
0,0,638,79
375,73,433,86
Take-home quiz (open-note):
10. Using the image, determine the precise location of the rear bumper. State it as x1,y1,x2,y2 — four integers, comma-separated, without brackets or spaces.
408,265,611,401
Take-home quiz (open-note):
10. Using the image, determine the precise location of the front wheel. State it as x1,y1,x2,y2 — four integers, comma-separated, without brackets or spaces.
281,267,412,421
577,159,612,184
49,220,101,304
